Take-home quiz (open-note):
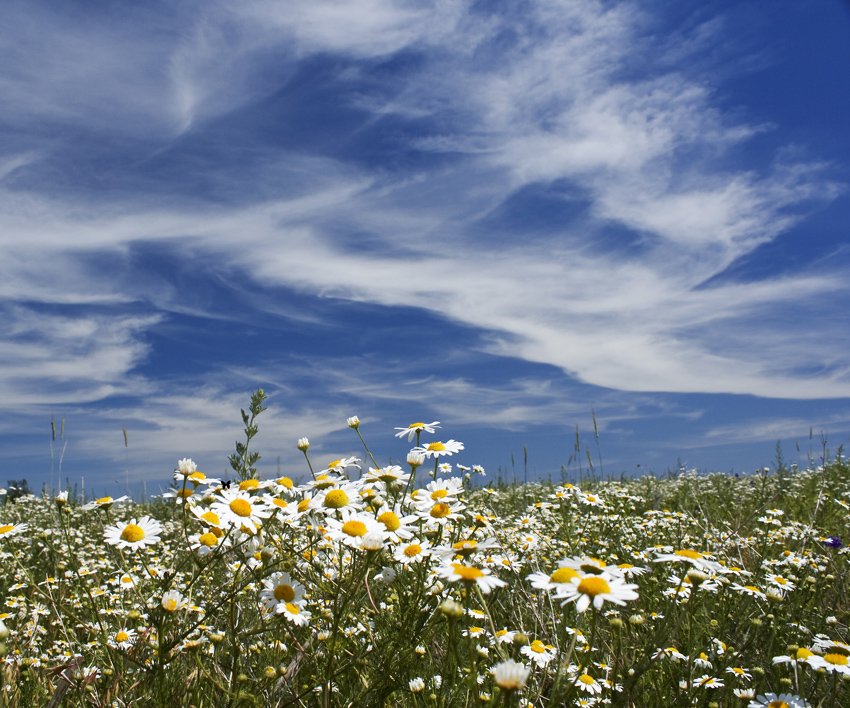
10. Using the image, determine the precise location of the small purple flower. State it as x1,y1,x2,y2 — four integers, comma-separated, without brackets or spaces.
825,536,843,549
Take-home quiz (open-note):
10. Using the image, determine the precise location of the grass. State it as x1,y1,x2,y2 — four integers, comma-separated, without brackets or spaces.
0,408,848,707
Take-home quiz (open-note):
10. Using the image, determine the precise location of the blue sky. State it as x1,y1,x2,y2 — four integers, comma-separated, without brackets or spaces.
2,0,850,495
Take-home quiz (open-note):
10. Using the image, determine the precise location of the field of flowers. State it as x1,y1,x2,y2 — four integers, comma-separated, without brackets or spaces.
1,399,849,707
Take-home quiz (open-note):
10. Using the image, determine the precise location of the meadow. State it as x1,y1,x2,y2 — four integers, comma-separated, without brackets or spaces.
1,394,848,707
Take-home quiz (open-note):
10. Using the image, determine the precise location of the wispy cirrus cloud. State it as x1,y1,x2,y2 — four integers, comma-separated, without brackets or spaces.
0,0,848,483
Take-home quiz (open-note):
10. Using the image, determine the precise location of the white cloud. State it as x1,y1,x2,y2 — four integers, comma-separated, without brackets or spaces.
0,0,847,438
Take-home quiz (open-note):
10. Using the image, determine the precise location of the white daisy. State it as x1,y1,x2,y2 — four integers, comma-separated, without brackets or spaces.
104,516,162,551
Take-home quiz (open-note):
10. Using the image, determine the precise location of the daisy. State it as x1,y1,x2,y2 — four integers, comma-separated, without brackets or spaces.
82,495,130,511
161,590,189,613
436,562,506,594
260,572,306,615
748,693,811,708
212,489,272,534
394,421,441,442
189,530,225,556
491,659,529,691
520,639,557,668
413,440,464,459
319,457,361,476
574,673,603,695
394,539,432,565
104,517,162,551
0,522,28,539
653,549,723,573
557,572,639,612
326,514,388,550
693,675,724,689
364,465,411,487
175,458,198,475
109,628,137,650
278,600,311,626
374,507,418,541
726,666,752,681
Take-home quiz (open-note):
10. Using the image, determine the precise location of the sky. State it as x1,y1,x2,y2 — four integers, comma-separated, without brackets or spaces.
1,0,850,496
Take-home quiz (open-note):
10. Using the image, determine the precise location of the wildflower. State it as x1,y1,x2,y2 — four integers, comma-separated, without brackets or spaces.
748,693,811,708
557,572,639,613
394,421,441,442
109,628,137,650
574,674,603,695
413,440,464,459
824,536,843,549
161,590,188,613
175,458,198,475
437,562,506,594
297,437,310,451
104,517,162,551
278,600,311,626
406,451,425,468
82,495,130,511
726,666,752,681
346,416,360,429
491,659,529,691
693,675,724,689
520,639,557,667
212,489,272,534
409,677,426,693
261,572,306,615
653,549,723,573
0,522,28,539
394,539,431,565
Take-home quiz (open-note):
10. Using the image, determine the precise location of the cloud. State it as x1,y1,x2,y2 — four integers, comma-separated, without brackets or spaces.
0,0,847,475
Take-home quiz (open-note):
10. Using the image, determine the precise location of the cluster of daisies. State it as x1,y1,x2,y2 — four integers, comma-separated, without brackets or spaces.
0,419,848,706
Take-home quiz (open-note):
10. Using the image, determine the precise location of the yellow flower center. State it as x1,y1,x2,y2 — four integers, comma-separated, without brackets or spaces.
796,647,814,660
229,498,252,517
239,479,260,491
115,631,129,643
277,476,294,489
743,585,760,593
297,499,311,513
427,442,446,452
274,584,295,602
451,563,484,581
342,520,367,537
530,640,546,654
767,702,790,708
404,543,422,557
201,511,221,526
324,489,350,509
199,532,218,547
96,496,113,504
163,598,178,612
0,524,14,535
272,498,287,509
285,602,300,615
430,503,451,518
431,489,448,500
674,549,705,560
177,488,193,498
452,540,478,556
120,524,145,543
577,576,611,597
825,652,849,666
378,511,401,531
550,567,579,584
578,674,594,685
188,472,206,482
409,422,426,429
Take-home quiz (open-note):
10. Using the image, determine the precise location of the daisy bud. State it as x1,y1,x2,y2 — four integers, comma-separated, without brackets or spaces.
297,437,310,451
407,451,425,468
439,599,464,619
491,659,529,692
409,677,425,693
346,416,360,429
